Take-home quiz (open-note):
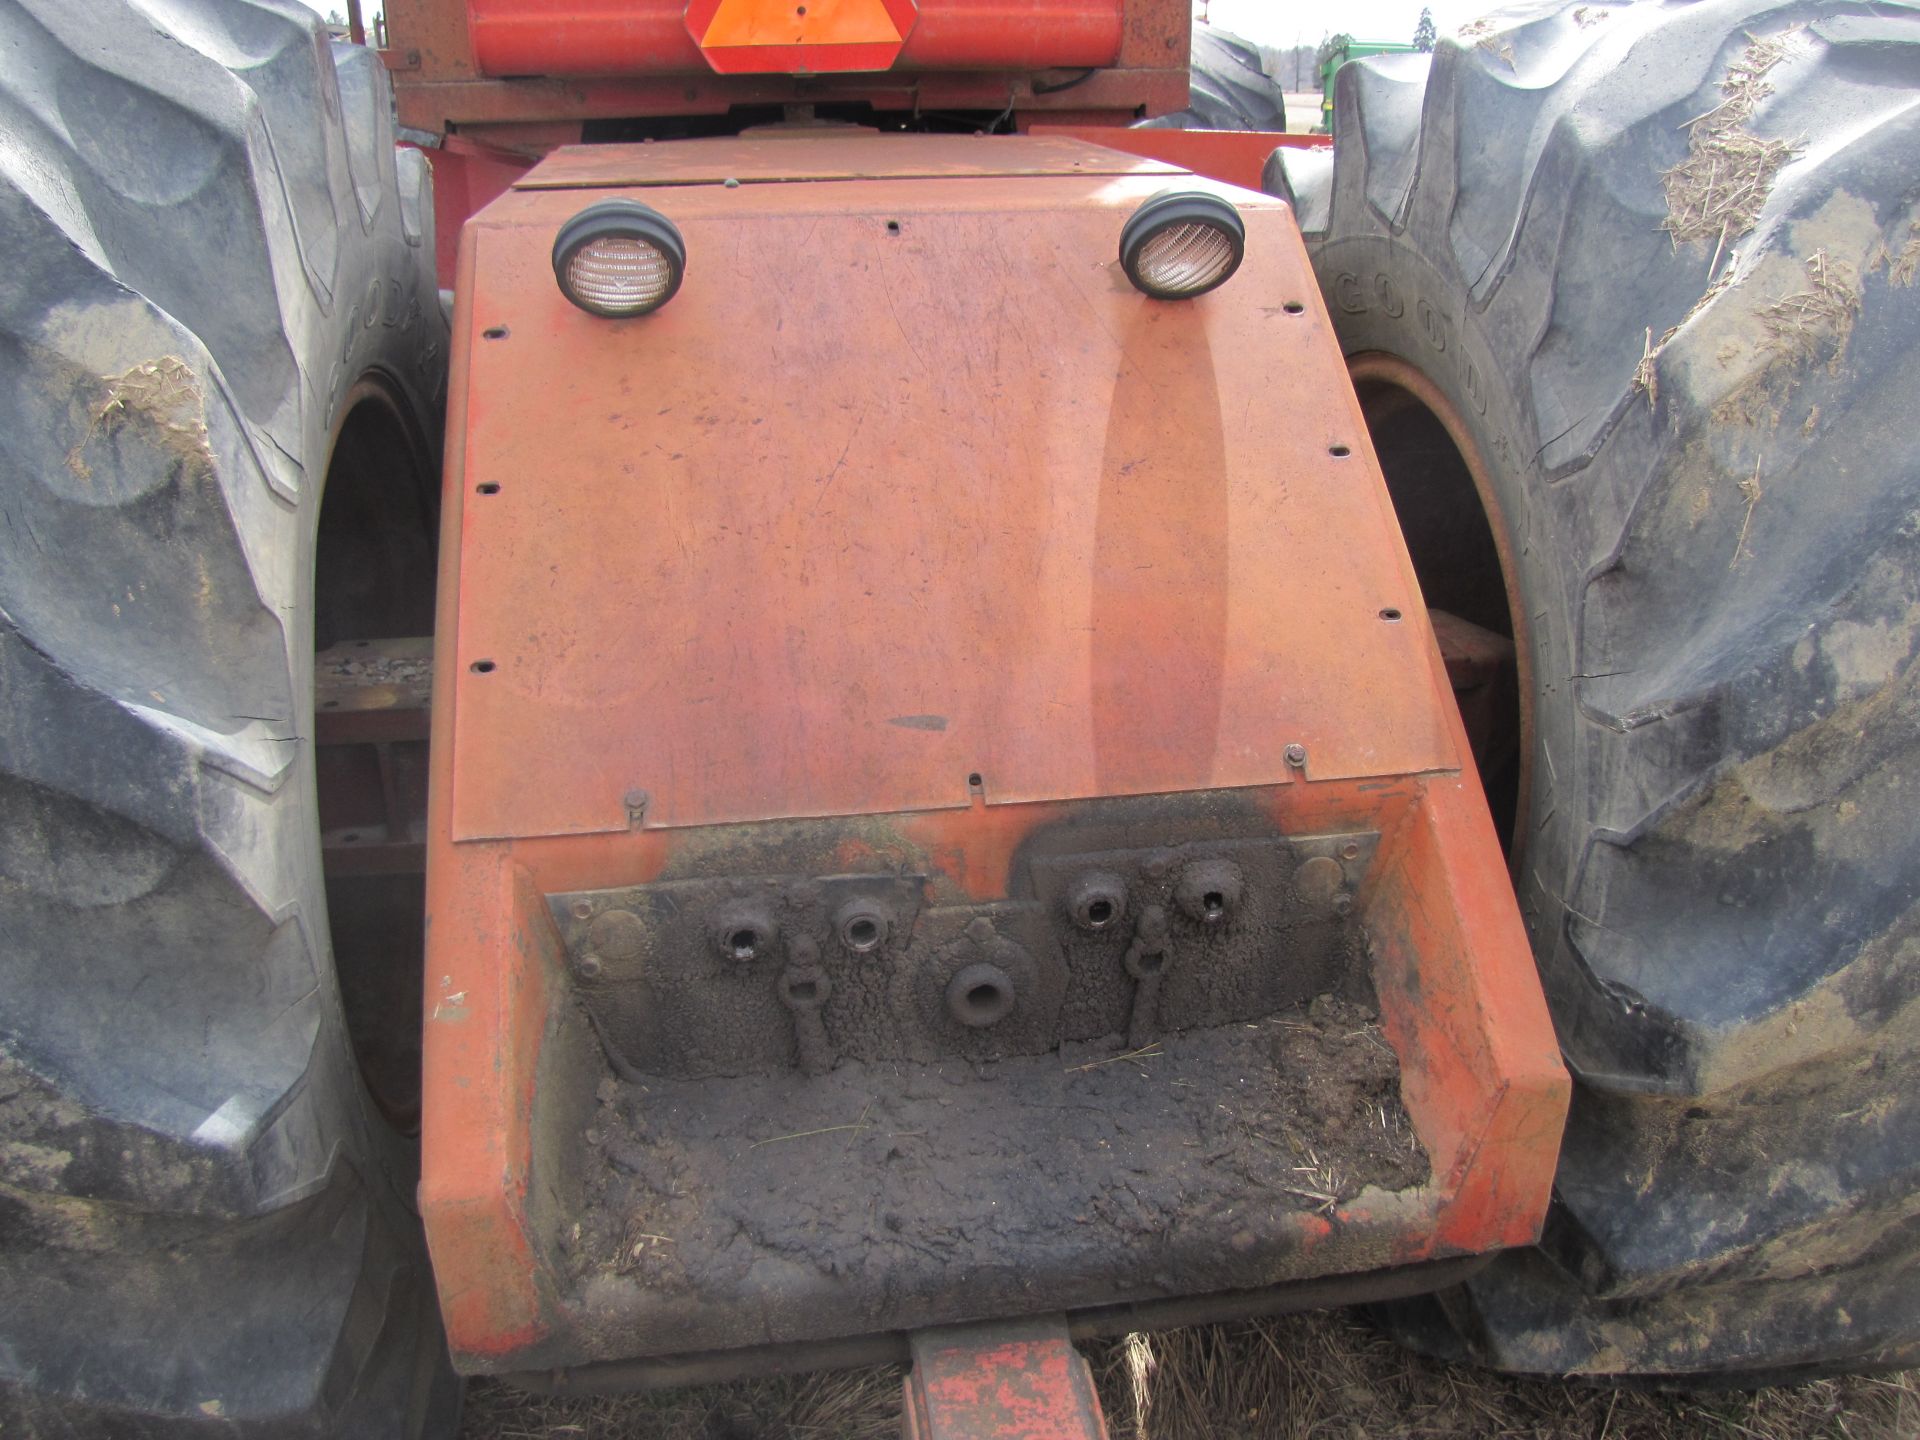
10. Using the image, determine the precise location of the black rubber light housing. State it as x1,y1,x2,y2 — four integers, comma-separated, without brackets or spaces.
1119,189,1246,300
552,199,686,318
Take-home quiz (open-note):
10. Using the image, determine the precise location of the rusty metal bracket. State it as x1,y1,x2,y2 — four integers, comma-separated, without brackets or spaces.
315,636,431,876
904,1316,1104,1440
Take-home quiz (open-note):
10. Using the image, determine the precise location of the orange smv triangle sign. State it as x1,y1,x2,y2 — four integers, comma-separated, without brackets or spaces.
690,0,917,73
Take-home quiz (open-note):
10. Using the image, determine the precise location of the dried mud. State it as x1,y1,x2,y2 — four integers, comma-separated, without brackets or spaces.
315,637,433,706
559,995,1429,1355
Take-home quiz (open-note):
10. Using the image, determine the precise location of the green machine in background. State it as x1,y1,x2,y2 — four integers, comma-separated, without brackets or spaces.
1317,36,1420,131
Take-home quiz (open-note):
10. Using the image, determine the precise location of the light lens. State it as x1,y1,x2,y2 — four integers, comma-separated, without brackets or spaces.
564,236,676,316
1134,221,1239,296
1119,191,1246,301
552,201,686,318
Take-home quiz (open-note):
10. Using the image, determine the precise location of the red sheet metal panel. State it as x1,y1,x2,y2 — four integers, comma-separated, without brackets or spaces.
420,776,1570,1367
422,134,534,288
465,0,1123,78
420,134,1568,1372
512,132,1184,189
385,0,1187,135
447,138,1456,840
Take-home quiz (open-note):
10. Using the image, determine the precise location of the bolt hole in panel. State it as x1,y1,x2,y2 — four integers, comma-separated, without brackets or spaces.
447,139,1453,842
421,136,1568,1376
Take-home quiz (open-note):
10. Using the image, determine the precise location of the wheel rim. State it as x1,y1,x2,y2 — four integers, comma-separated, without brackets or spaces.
1348,351,1532,858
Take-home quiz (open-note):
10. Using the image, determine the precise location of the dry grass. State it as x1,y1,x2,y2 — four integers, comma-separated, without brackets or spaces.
1756,247,1861,369
460,1310,1920,1440
1636,238,1865,423
459,1366,902,1440
1455,18,1517,68
1893,231,1920,288
1633,262,1740,409
1867,222,1920,288
1087,1313,1920,1440
1732,459,1763,571
65,354,208,483
1661,32,1801,256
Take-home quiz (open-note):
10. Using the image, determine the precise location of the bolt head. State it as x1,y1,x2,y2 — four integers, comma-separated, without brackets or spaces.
1284,743,1308,768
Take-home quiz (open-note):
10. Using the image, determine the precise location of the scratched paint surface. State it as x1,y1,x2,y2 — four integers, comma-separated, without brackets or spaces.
449,139,1455,839
913,1333,1105,1438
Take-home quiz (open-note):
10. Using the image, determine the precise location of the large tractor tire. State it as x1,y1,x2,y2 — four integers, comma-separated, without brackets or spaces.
1137,25,1286,132
1274,0,1920,1378
0,1,455,1432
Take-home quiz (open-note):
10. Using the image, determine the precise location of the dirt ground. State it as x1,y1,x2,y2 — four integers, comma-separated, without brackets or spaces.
458,1308,1920,1439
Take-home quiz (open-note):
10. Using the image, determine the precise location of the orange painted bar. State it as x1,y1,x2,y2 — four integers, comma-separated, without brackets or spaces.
466,0,1123,77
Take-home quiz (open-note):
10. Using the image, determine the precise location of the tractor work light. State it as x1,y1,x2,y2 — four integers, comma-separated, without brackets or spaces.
552,200,686,318
1119,190,1246,301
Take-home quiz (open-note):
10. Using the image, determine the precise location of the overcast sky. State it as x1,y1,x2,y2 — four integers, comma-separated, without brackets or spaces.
299,1,381,28
1201,0,1488,51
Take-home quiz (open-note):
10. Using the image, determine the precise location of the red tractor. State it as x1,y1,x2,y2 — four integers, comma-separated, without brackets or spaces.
3,0,1917,1433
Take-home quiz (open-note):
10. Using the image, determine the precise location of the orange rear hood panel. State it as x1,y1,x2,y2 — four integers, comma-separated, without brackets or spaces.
422,136,1567,1375
450,136,1455,840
